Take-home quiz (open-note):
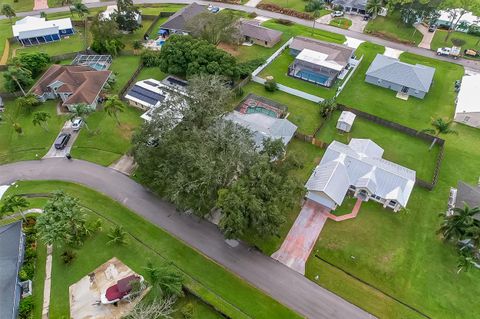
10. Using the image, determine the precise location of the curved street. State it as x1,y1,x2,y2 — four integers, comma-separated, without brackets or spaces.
0,158,375,319
1,0,480,72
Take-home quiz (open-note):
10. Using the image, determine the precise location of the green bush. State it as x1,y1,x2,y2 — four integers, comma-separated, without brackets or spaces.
18,296,34,319
181,302,194,319
20,263,35,280
140,50,162,67
19,269,29,282
305,0,324,12
275,18,294,26
264,78,278,92
61,249,76,265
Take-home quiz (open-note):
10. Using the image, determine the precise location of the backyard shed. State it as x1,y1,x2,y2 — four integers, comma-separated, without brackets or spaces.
454,74,480,128
336,111,356,132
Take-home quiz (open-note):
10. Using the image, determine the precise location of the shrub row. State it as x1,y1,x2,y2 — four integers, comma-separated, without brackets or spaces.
257,3,314,20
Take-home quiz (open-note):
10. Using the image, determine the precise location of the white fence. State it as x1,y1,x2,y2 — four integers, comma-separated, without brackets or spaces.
252,76,324,103
335,55,364,98
252,37,294,77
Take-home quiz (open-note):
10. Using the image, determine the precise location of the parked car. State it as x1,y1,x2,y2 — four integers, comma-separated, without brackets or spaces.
363,14,371,21
54,133,71,150
437,46,461,59
71,118,83,131
208,5,219,13
428,24,437,32
331,11,344,17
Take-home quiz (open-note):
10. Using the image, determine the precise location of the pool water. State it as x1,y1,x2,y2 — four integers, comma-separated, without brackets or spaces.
246,106,279,118
89,62,107,71
295,69,330,86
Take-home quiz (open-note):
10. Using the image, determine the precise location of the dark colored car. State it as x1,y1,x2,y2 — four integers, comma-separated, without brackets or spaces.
428,24,437,32
54,133,71,150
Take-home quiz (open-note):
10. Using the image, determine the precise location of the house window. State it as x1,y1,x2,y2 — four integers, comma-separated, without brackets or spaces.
388,200,397,207
377,79,382,84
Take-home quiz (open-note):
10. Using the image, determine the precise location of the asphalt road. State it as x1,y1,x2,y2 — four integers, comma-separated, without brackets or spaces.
0,158,376,319
2,0,480,72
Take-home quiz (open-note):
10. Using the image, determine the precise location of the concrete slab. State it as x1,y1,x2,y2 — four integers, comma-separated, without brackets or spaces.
254,16,271,23
346,14,368,33
109,155,137,176
344,36,365,49
384,47,403,59
271,200,330,274
43,120,80,159
69,257,146,319
244,0,262,8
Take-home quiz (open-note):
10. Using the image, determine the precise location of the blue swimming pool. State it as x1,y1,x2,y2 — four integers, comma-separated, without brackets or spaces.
295,69,330,86
89,62,107,71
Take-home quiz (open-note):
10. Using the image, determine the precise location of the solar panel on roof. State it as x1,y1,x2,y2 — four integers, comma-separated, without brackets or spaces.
144,80,159,87
127,85,166,106
166,77,187,87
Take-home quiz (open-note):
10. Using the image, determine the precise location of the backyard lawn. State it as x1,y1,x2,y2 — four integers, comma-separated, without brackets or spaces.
240,82,322,135
108,55,142,94
258,50,342,99
430,29,480,52
258,0,330,15
4,181,302,319
70,105,143,166
0,100,66,164
364,12,423,45
316,110,440,181
136,66,167,81
337,42,464,130
11,32,87,59
2,0,33,12
330,18,352,30
262,20,347,44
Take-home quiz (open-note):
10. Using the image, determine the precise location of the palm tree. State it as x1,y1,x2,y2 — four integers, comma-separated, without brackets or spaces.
70,1,89,50
16,94,40,113
32,111,51,131
311,10,322,35
438,205,480,242
69,104,93,131
107,225,128,245
0,195,28,220
366,0,382,17
132,40,143,55
104,95,125,126
143,262,184,298
421,118,458,150
1,4,16,25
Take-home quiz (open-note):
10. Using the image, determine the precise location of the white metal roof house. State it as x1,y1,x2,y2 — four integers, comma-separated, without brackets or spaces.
454,74,480,128
125,78,186,122
435,10,480,32
365,54,435,99
336,111,356,132
100,5,142,26
225,111,298,149
305,139,416,212
12,16,74,46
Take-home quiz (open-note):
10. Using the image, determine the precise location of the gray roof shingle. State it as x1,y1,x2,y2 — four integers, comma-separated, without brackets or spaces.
366,54,436,92
160,2,207,32
0,221,24,319
331,0,368,10
239,20,283,43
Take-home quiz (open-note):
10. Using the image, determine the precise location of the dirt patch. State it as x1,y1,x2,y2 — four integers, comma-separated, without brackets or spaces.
118,123,135,140
217,42,240,57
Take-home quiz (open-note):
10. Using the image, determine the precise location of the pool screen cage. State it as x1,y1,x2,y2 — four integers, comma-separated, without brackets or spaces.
71,55,113,70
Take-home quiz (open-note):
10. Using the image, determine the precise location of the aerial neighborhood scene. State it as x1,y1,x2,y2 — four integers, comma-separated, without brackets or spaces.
1,0,480,317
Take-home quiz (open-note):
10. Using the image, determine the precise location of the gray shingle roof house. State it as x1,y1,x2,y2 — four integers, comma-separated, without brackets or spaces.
160,2,207,34
453,181,480,210
0,221,25,319
331,0,368,14
239,20,283,48
225,111,297,149
305,139,416,212
288,36,355,87
365,54,436,99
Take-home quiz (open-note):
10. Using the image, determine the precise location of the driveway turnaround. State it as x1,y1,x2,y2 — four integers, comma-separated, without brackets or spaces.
272,199,329,275
0,158,375,319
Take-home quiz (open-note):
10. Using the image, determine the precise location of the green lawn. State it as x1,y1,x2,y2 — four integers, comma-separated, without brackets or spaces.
136,66,167,81
337,42,464,130
2,0,33,12
0,100,66,164
430,29,480,52
262,20,347,44
330,18,352,30
5,181,301,319
258,50,340,99
140,4,185,15
316,110,440,181
241,82,322,135
108,55,142,94
258,0,330,14
11,32,86,59
70,106,143,166
365,12,423,46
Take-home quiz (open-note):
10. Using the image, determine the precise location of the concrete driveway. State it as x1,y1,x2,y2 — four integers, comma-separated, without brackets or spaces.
43,120,80,158
272,199,330,274
416,23,434,49
318,13,367,32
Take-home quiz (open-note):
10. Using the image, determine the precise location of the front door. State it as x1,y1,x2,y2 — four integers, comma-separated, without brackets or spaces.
401,86,409,93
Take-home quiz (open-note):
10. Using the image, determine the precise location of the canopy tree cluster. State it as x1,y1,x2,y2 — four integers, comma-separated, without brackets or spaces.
3,52,50,94
112,0,141,32
90,15,125,56
186,10,242,45
132,74,302,239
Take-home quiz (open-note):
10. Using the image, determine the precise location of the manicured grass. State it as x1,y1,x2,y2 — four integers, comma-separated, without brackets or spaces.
316,110,440,181
337,42,464,130
5,181,302,319
430,29,480,52
136,66,167,81
365,12,423,46
2,0,33,12
259,49,339,99
241,82,322,135
140,4,185,15
219,34,290,63
262,20,347,44
329,18,352,30
108,55,142,94
0,100,66,164
70,106,143,166
0,19,14,63
259,0,330,15
11,32,86,58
